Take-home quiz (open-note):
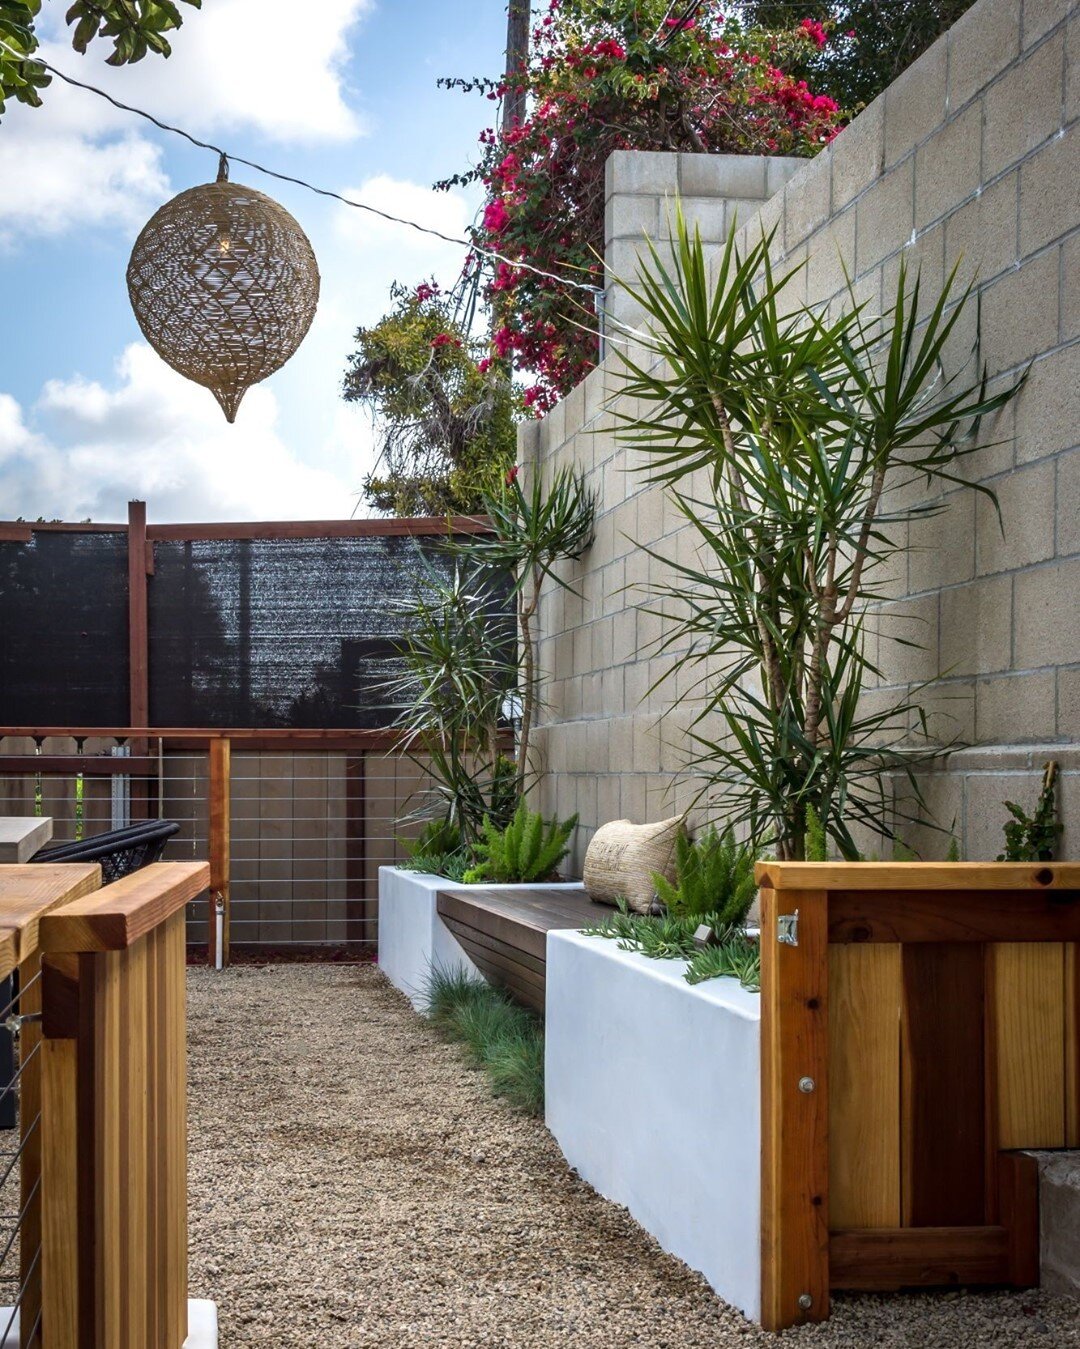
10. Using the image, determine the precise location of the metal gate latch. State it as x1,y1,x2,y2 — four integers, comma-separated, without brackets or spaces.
777,910,799,946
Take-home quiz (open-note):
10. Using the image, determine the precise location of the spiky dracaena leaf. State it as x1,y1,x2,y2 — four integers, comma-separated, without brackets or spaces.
463,799,578,884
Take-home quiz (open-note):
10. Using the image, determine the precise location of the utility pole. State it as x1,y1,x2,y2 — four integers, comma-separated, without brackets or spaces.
502,0,529,136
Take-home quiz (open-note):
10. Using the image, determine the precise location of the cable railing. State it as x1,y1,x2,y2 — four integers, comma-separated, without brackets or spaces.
0,731,437,960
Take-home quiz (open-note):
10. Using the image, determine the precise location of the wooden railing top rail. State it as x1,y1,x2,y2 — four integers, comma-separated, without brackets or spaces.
39,861,208,953
0,513,493,542
0,864,101,978
756,861,1080,891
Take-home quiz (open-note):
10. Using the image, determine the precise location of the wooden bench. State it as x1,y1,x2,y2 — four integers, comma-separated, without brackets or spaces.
436,886,600,1013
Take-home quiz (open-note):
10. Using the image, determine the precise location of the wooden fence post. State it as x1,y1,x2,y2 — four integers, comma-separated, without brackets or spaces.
127,501,151,821
208,738,231,967
760,885,830,1331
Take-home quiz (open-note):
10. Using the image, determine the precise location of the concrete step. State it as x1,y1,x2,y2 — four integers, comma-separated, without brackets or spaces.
1031,1151,1080,1296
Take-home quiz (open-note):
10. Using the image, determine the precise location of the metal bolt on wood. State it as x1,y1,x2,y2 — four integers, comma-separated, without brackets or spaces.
798,1076,815,1093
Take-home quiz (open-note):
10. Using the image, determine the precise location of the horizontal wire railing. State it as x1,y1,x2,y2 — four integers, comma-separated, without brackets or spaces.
0,736,430,954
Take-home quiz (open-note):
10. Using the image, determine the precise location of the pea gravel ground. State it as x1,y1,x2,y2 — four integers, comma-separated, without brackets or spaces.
187,963,1080,1348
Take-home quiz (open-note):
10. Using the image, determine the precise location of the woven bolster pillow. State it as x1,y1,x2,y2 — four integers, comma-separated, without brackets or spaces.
583,816,684,915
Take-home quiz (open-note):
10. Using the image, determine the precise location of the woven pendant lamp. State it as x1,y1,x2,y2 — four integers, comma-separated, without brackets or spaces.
126,156,320,422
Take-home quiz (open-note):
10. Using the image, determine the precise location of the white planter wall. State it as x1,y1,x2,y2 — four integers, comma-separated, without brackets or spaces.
545,930,762,1321
376,867,585,1010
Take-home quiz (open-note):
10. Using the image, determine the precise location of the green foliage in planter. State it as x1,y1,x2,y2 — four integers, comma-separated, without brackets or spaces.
998,761,1062,863
463,799,578,884
653,824,757,925
400,850,473,883
805,804,828,863
582,903,761,990
616,208,1023,861
423,967,544,1115
685,934,761,992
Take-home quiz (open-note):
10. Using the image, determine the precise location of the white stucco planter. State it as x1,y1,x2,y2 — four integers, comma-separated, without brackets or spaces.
545,930,762,1321
377,866,585,1010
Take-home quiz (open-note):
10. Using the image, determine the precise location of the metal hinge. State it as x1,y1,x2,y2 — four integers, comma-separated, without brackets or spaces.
777,910,799,946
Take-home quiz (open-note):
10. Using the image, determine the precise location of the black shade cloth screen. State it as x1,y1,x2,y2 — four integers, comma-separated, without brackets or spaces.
0,531,510,729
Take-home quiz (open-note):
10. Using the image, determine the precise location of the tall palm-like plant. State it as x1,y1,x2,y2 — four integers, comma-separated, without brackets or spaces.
452,466,596,794
384,556,517,843
615,208,1022,860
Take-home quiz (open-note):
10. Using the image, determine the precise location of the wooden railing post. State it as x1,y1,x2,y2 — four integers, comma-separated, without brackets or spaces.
39,861,207,1349
208,737,231,967
759,884,830,1332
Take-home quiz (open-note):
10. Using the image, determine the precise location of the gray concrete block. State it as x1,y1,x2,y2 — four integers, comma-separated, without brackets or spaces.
884,29,948,167
1019,126,1079,258
831,98,886,211
983,30,1065,176
606,149,678,199
1033,1151,1080,1297
947,0,1021,111
677,151,766,199
914,102,982,232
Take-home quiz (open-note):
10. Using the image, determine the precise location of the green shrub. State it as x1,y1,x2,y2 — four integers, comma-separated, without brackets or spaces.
583,901,761,991
652,824,757,925
405,817,463,859
422,966,545,1115
463,799,578,884
401,849,473,882
685,934,761,992
998,761,1061,862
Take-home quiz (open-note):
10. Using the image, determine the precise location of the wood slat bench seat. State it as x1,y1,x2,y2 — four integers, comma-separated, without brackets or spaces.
436,886,600,1013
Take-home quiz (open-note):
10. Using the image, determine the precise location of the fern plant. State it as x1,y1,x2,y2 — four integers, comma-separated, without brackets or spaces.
998,761,1061,862
463,800,578,884
652,824,757,926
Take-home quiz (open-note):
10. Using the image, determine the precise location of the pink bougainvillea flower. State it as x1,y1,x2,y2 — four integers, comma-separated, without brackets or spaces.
506,464,520,485
799,17,828,48
483,198,511,234
415,282,439,303
430,333,462,349
477,357,492,374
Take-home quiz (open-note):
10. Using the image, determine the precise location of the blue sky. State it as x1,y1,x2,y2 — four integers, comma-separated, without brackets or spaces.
0,0,507,522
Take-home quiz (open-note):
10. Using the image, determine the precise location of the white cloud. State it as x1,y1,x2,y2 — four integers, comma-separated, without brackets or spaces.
0,344,356,522
78,0,372,144
0,0,371,244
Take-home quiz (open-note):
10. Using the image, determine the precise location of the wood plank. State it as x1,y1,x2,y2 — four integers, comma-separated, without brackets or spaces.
1068,944,1080,1147
40,862,208,953
757,861,1080,891
828,944,901,1229
0,816,53,863
208,740,230,966
41,1036,79,1349
998,1151,1040,1287
901,944,986,1226
161,912,188,1345
0,757,158,777
830,1226,1008,1290
760,887,830,1331
19,955,43,1349
144,515,492,540
439,916,546,977
127,501,149,734
992,943,1066,1149
0,864,102,976
829,889,1080,944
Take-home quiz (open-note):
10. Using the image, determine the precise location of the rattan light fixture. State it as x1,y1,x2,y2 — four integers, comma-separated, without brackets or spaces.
127,156,320,422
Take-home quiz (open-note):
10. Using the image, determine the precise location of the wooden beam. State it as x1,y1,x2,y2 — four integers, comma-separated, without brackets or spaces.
828,888,1080,944
344,755,368,953
39,862,208,953
901,944,987,1226
760,886,830,1332
0,757,158,777
208,739,231,967
830,1226,1008,1290
757,861,1080,891
0,514,494,539
127,501,150,733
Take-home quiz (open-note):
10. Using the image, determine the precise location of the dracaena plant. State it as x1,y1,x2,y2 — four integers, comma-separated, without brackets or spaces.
450,464,596,796
614,207,1022,861
384,555,518,845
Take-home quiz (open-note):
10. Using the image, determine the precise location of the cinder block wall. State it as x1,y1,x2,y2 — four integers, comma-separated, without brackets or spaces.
526,0,1079,871
603,150,802,331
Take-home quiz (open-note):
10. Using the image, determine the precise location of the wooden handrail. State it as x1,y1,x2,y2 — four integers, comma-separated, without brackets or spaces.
0,865,101,979
756,860,1080,890
39,862,208,953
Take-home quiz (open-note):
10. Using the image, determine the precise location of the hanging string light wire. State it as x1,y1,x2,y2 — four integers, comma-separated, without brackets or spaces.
15,53,604,300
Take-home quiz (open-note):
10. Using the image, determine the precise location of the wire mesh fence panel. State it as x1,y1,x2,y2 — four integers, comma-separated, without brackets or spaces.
0,736,431,958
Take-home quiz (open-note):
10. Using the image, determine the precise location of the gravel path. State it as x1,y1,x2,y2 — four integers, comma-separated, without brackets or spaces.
188,964,1080,1347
